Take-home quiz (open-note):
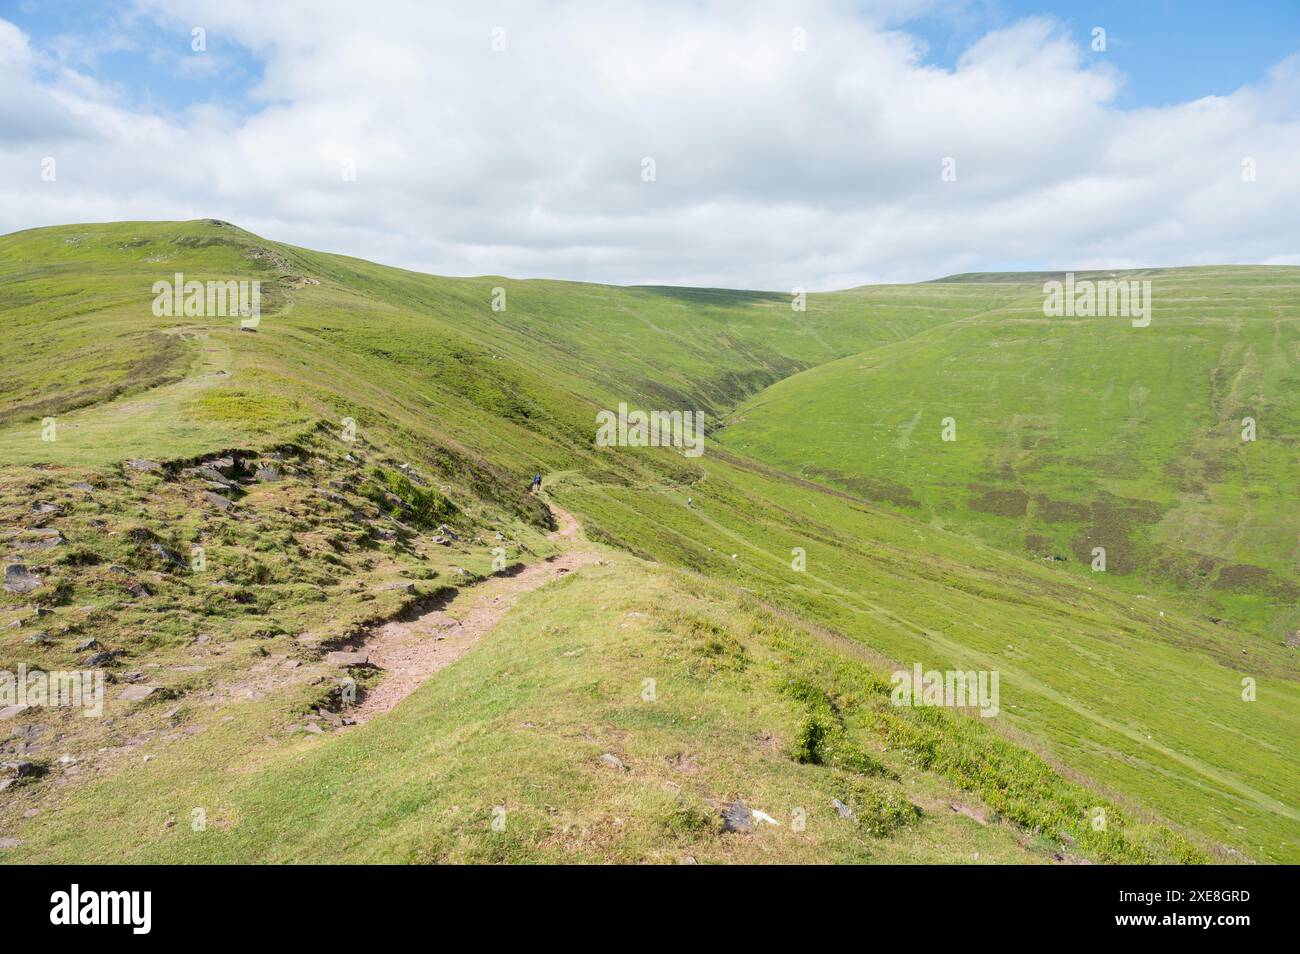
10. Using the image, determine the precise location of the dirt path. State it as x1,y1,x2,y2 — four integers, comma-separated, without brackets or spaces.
345,503,598,725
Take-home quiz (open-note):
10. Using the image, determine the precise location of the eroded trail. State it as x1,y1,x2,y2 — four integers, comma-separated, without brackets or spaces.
346,503,598,725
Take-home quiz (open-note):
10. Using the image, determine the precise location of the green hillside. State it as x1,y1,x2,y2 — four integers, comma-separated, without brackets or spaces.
1,221,1294,864
720,266,1300,642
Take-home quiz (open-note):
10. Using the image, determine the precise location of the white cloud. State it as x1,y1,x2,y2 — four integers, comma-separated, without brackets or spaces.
1,1,1297,287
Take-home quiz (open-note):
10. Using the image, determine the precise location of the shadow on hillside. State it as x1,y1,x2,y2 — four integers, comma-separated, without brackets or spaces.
629,285,786,307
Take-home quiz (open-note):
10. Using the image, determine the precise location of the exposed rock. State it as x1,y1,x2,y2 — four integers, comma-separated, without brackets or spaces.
24,631,51,647
120,685,158,703
254,466,281,482
399,465,429,486
0,704,32,720
3,565,42,594
200,491,233,511
13,530,63,551
831,798,855,820
84,650,123,668
32,501,61,514
125,580,153,599
599,753,627,771
721,799,753,833
126,459,162,472
149,543,185,567
184,465,235,486
70,482,94,493
74,637,99,652
325,650,370,666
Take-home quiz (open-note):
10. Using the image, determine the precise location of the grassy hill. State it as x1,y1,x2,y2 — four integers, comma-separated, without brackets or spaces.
1,221,1294,863
719,266,1300,642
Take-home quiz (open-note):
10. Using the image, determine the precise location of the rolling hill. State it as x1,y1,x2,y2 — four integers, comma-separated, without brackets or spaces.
1,221,1295,863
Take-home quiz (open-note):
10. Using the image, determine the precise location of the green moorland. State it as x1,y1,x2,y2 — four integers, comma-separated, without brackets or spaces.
720,267,1300,643
0,220,1294,863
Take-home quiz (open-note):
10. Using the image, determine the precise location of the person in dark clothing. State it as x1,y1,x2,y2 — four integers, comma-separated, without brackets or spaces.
531,473,542,493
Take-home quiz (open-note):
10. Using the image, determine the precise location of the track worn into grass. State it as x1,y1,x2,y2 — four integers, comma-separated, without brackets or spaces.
346,502,599,726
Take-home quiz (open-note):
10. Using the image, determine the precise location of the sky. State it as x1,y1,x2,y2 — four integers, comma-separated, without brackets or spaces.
1,0,1298,289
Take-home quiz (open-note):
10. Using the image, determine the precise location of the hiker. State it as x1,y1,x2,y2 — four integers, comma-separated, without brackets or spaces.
531,473,542,494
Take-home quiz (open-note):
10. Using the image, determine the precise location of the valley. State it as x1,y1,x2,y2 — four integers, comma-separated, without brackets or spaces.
1,221,1294,864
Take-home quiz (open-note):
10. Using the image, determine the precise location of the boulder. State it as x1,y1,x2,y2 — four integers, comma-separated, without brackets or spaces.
126,459,162,472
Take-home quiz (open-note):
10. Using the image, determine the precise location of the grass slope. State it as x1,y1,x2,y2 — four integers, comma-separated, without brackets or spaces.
720,266,1300,642
2,222,1294,863
5,553,1195,864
